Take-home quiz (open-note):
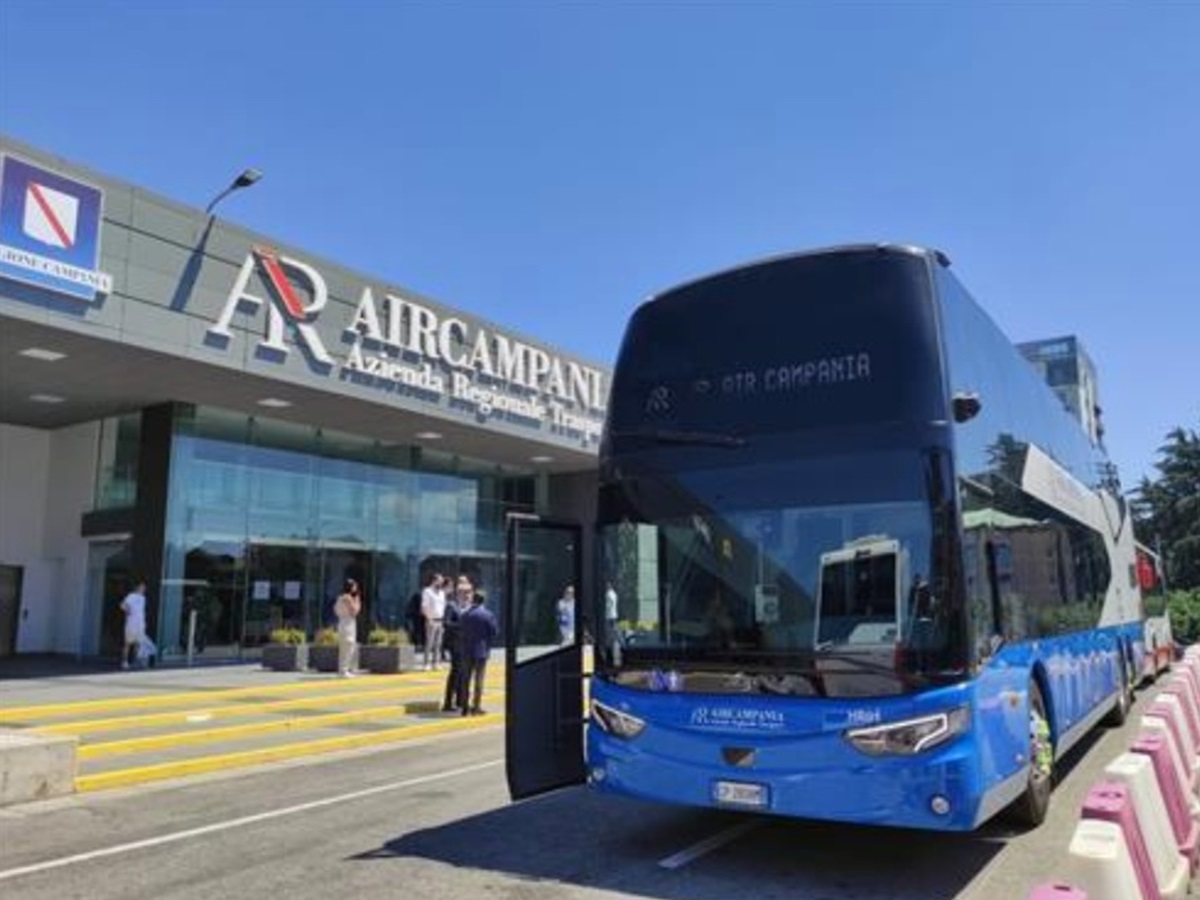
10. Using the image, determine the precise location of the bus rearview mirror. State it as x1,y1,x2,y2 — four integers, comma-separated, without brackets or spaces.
952,392,982,423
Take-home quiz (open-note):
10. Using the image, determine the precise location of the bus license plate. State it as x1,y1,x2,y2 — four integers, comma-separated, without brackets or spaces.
713,780,768,808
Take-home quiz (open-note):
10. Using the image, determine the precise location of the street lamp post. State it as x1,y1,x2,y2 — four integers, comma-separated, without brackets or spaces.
204,168,262,215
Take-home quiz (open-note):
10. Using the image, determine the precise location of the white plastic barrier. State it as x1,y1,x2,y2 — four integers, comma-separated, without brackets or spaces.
1063,819,1146,900
1148,697,1200,784
1141,715,1200,811
1104,753,1189,899
1164,676,1200,747
1174,665,1200,711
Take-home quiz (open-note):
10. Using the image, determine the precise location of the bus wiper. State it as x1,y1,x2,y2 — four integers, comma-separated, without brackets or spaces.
612,428,747,448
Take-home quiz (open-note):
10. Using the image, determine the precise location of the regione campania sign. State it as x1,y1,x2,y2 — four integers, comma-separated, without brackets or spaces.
208,247,607,444
0,154,113,301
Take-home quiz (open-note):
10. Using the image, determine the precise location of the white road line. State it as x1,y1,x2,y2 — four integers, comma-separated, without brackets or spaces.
0,758,503,883
657,819,760,870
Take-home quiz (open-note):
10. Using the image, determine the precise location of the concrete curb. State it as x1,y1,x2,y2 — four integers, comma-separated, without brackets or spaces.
0,730,77,807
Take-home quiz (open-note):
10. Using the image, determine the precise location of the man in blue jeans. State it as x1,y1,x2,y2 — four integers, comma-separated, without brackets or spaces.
458,579,498,716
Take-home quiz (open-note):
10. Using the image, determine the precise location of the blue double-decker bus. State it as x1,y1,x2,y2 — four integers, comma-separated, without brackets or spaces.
503,245,1147,831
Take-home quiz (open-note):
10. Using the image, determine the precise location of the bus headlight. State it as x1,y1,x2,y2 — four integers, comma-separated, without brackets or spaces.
591,700,646,740
845,707,970,756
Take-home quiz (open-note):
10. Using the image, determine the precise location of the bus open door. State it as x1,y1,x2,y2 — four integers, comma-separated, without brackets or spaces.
504,513,587,801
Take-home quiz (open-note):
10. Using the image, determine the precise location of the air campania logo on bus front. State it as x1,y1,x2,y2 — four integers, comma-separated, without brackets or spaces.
0,154,113,301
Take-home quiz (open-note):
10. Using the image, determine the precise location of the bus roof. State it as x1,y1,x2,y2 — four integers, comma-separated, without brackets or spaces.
643,243,952,306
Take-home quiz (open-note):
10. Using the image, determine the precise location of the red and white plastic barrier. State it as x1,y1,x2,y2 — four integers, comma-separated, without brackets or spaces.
1080,781,1161,900
1143,706,1200,793
1131,731,1199,872
1027,644,1200,900
1061,819,1145,900
1102,754,1189,899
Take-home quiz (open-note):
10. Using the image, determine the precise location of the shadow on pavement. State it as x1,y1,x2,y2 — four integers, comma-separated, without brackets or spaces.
0,654,117,680
355,786,1007,900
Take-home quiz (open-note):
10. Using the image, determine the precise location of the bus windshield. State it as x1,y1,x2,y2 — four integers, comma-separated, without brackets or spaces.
596,447,967,697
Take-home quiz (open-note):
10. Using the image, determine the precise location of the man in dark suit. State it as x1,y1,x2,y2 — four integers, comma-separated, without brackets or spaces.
441,577,469,712
458,578,498,716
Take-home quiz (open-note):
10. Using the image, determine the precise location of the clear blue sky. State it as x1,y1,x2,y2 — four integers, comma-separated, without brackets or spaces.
2,2,1197,488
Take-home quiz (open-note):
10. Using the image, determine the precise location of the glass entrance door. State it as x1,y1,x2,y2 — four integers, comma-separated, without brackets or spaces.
84,539,132,659
180,540,246,656
243,542,311,646
320,547,373,639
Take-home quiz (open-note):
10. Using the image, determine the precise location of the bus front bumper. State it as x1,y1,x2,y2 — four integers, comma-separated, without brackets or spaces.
587,728,991,832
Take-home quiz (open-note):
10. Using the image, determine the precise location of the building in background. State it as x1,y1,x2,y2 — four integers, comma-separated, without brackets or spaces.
0,136,607,661
1017,335,1104,446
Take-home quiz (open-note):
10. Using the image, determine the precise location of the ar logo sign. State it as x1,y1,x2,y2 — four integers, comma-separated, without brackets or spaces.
207,246,334,366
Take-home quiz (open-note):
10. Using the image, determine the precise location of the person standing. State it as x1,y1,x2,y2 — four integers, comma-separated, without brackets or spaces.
459,579,498,715
441,576,470,712
604,582,620,642
557,584,576,644
405,588,426,652
334,579,362,678
120,579,148,670
421,573,446,670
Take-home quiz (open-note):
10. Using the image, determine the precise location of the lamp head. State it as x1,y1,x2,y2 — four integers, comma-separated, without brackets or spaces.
233,168,262,190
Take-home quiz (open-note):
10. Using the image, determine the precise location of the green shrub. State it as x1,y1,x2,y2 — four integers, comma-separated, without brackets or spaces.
1167,589,1200,644
268,627,306,646
313,627,339,646
367,627,410,647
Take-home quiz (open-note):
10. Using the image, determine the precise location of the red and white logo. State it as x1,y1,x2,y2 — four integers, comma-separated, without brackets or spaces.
207,246,333,366
23,181,79,249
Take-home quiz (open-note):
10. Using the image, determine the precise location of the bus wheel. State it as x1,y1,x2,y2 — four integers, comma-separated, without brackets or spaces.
1008,680,1053,828
1102,650,1132,727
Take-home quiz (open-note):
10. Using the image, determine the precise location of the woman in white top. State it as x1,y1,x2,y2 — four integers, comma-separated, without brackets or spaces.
334,579,362,678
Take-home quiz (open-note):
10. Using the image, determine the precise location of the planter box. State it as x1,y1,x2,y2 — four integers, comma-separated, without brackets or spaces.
360,644,416,674
309,644,340,673
262,644,308,672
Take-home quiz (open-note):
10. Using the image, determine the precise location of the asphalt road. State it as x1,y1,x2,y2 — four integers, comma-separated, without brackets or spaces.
0,688,1155,900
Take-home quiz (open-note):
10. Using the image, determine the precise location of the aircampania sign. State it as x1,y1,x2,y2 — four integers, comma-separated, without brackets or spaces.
206,246,607,446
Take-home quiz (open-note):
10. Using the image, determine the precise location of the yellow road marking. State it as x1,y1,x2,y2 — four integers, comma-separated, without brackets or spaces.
34,674,505,736
78,690,505,760
0,667,506,722
75,714,504,793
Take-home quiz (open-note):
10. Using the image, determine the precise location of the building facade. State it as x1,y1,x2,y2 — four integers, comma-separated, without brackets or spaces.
0,136,607,660
1017,335,1103,447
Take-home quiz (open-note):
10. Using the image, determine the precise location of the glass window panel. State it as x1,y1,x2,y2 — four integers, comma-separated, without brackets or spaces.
162,404,530,657
94,412,141,509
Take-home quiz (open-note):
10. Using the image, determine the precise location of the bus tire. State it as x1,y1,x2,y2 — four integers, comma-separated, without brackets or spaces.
1102,649,1132,727
1008,679,1053,829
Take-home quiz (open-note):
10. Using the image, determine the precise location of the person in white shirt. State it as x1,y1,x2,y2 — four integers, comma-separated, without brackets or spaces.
557,585,576,644
421,573,447,670
120,580,148,670
334,578,362,678
604,582,620,642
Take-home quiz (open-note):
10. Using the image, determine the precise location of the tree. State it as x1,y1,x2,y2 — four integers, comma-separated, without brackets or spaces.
1132,422,1200,590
